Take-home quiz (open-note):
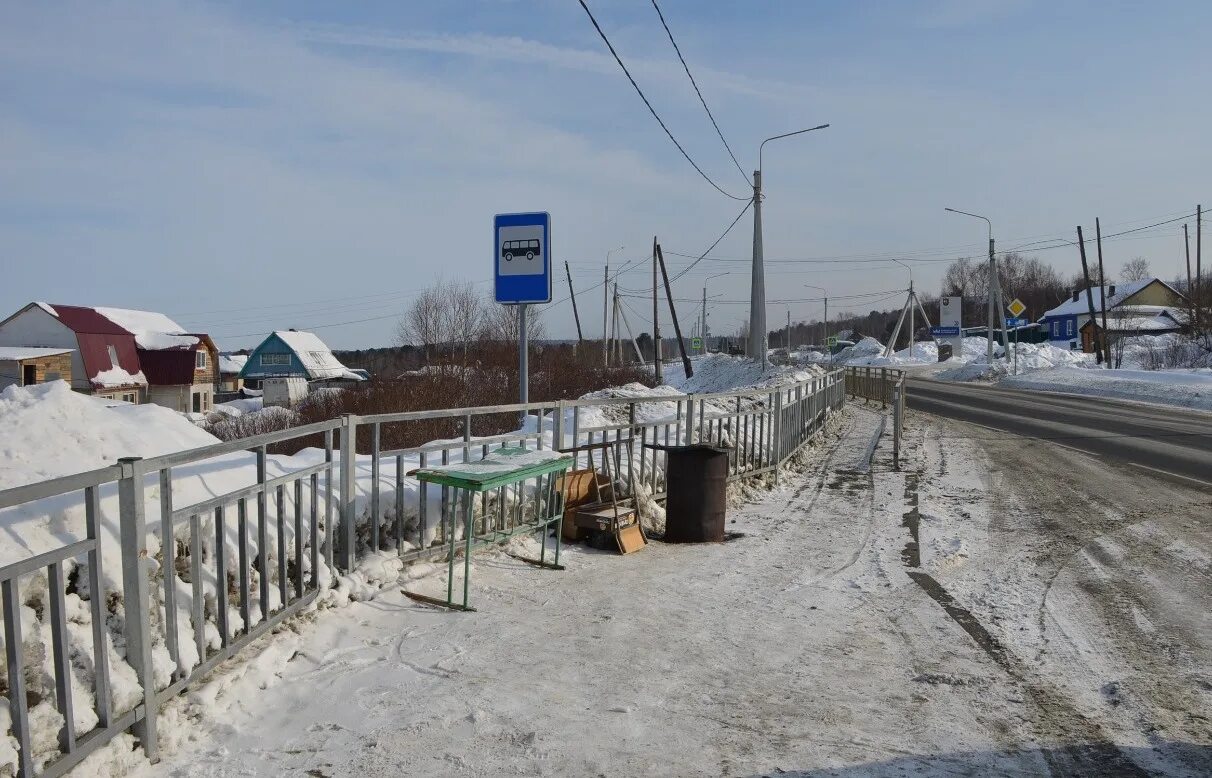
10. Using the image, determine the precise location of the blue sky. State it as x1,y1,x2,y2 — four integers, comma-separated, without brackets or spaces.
2,1,1209,348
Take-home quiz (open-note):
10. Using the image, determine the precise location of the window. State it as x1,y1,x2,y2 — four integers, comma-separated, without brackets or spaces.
107,344,119,368
22,364,37,386
1066,319,1074,336
261,353,290,366
121,392,136,403
196,350,207,370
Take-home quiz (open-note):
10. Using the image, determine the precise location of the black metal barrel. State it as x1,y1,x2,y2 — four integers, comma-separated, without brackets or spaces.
650,444,729,542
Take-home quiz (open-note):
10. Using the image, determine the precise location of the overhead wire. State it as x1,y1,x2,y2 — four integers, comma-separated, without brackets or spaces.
577,0,748,201
649,0,749,186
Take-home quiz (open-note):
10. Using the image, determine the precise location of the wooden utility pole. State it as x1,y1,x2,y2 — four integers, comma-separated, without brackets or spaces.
1096,218,1111,367
1077,226,1101,361
656,242,693,378
565,261,583,343
1185,224,1193,295
652,236,662,384
1198,204,1203,325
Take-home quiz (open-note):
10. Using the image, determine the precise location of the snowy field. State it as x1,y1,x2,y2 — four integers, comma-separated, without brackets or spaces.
133,404,1212,777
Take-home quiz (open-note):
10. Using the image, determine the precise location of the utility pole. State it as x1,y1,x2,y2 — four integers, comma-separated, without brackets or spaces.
750,123,830,372
613,282,623,365
945,208,999,362
701,286,707,351
1077,226,1100,358
602,265,609,367
565,261,583,343
656,243,693,378
1198,204,1203,326
1185,223,1192,296
786,309,791,353
749,168,766,368
1096,218,1111,368
652,237,663,384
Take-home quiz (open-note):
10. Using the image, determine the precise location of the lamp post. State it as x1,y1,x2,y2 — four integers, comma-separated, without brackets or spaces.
944,208,1003,363
803,283,828,348
702,272,728,352
750,123,830,370
603,245,624,366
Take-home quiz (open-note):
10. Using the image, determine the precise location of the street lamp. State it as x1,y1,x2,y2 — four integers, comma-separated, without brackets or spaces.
701,272,728,351
750,123,830,369
944,207,1005,363
803,283,828,348
603,245,625,366
890,259,917,359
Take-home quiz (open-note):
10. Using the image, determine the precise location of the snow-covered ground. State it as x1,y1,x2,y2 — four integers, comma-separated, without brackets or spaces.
137,403,1212,777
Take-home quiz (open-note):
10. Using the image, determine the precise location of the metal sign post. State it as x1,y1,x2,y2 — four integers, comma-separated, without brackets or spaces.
494,212,552,409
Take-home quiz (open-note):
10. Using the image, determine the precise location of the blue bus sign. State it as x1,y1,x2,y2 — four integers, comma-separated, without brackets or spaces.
494,212,551,305
1005,317,1027,328
930,326,960,337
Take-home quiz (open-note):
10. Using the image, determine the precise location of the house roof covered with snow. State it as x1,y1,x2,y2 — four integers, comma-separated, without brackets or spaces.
0,346,73,361
1039,279,1183,319
241,330,361,381
218,354,248,375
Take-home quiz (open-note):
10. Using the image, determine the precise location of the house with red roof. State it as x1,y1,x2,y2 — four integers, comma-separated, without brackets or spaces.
0,302,219,412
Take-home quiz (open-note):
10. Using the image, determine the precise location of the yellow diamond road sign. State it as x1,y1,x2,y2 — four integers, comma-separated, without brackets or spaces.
1007,298,1026,318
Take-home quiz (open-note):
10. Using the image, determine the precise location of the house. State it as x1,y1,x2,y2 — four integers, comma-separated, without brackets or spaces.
0,302,219,411
218,354,248,393
1078,306,1185,354
0,347,73,390
239,330,365,389
1038,279,1186,351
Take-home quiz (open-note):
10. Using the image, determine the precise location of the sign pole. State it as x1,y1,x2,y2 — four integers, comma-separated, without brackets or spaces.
518,303,528,408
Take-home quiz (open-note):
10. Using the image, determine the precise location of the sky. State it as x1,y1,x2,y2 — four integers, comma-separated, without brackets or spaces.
2,0,1210,349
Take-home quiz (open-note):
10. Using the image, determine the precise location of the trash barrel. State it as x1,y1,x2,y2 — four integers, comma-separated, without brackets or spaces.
649,444,730,542
937,343,953,362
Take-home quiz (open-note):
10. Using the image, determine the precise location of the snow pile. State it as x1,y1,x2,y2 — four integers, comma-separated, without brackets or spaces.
211,396,263,418
663,353,826,395
938,343,1095,382
1000,366,1212,410
832,337,884,364
0,381,216,491
91,365,148,389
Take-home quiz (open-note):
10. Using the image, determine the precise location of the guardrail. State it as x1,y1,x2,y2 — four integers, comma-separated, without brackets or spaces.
844,367,906,465
0,369,844,776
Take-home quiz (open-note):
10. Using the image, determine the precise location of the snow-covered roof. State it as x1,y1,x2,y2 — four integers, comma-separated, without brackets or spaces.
1084,308,1183,333
1039,279,1172,319
273,330,352,380
0,346,73,361
93,306,199,350
92,365,148,389
218,354,248,374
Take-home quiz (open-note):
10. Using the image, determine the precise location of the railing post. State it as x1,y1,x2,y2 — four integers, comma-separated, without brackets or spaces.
684,396,696,445
892,384,902,468
339,414,359,572
554,400,565,452
772,390,784,482
117,456,157,760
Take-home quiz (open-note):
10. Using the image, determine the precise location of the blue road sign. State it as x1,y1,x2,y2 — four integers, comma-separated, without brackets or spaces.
930,326,961,337
1005,317,1027,328
494,212,551,305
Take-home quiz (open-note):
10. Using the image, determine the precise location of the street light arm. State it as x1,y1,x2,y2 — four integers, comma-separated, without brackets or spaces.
944,207,992,242
758,124,830,173
891,258,912,286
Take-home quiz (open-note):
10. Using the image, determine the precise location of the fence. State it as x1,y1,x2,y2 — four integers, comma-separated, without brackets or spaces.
844,367,906,464
0,369,845,777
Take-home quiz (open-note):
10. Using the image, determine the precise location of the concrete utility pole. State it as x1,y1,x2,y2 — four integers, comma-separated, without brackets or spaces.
565,261,583,343
786,309,791,353
1096,218,1111,368
804,283,827,348
702,272,727,355
749,123,830,371
945,208,1000,362
603,245,624,367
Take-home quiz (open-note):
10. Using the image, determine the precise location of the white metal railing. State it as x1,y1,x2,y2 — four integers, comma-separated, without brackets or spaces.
0,369,845,776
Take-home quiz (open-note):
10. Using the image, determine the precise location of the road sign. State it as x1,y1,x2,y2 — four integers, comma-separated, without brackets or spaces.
691,337,703,350
494,212,551,305
1007,298,1026,318
1005,317,1027,328
940,295,963,351
826,335,839,348
930,326,961,337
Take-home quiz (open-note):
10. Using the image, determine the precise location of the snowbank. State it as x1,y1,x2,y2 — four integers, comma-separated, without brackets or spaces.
663,353,826,395
937,343,1095,382
1000,366,1212,411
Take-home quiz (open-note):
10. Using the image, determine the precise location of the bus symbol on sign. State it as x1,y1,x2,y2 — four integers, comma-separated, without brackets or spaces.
502,239,541,262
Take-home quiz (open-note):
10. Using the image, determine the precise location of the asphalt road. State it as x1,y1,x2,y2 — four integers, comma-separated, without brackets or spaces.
906,378,1212,488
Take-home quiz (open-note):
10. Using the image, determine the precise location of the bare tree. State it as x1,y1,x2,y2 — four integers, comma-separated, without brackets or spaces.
1120,256,1151,281
396,283,449,364
444,280,487,368
482,301,546,343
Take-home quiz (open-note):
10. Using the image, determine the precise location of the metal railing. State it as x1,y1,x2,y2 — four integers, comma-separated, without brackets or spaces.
844,367,906,464
0,369,844,776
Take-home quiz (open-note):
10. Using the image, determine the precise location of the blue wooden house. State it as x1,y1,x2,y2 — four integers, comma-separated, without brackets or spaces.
1038,278,1185,351
239,330,365,387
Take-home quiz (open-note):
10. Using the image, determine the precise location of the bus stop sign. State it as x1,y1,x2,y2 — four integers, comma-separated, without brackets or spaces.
494,212,551,305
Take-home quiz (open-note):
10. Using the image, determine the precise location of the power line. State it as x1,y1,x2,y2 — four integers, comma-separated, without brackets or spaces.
668,197,754,282
649,0,748,185
577,0,748,201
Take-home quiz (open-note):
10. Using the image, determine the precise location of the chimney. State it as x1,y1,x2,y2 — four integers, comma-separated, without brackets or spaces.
1072,289,1080,302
